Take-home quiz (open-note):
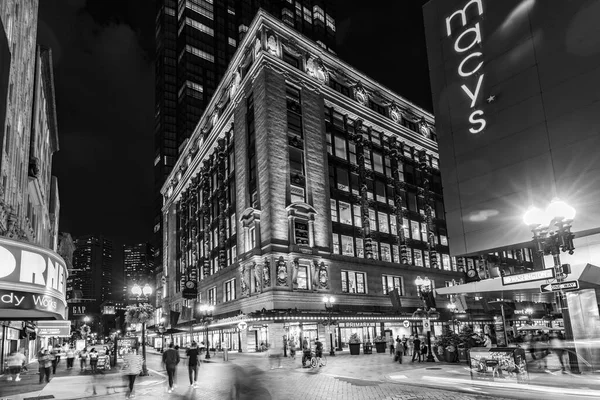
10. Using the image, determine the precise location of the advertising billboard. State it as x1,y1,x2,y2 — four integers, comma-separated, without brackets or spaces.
423,0,600,255
0,237,68,320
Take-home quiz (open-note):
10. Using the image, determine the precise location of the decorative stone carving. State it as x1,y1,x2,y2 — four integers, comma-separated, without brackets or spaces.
266,33,279,56
318,262,329,289
390,103,402,123
276,256,288,286
310,261,318,290
240,265,250,296
353,82,368,106
254,263,263,293
263,257,271,288
419,117,430,136
229,72,241,99
305,56,328,84
254,37,262,59
291,257,299,287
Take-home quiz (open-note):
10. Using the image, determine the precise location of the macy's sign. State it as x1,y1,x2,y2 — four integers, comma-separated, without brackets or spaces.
0,238,68,298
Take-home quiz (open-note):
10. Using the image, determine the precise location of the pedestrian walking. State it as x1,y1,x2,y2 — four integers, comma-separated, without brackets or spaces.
37,348,46,383
89,348,99,373
420,342,428,361
289,337,296,359
79,349,88,371
186,342,200,388
51,348,60,374
66,346,75,369
301,337,310,367
412,336,422,362
401,335,408,356
550,332,567,372
408,335,414,357
122,350,143,399
388,335,394,355
39,349,53,383
162,342,180,393
6,349,26,381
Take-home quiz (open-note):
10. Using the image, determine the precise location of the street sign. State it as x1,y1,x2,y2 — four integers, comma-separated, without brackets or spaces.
502,268,555,286
540,280,579,293
422,319,431,330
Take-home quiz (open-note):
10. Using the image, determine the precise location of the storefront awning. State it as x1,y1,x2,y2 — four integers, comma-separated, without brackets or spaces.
436,263,600,303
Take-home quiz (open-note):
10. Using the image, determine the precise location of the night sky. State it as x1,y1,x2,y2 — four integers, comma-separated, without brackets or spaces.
37,0,431,251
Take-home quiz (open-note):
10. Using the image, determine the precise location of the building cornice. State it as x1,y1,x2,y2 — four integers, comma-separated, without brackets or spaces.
161,9,438,204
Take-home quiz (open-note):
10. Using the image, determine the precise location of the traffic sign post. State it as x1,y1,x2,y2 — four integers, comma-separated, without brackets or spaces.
540,280,579,293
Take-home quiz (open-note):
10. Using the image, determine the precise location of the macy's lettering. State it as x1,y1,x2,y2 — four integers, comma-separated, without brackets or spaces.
446,0,486,134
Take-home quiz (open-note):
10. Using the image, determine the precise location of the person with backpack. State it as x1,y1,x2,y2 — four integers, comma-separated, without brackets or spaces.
162,342,180,393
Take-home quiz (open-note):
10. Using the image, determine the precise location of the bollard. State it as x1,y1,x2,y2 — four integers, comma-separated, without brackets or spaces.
223,347,228,361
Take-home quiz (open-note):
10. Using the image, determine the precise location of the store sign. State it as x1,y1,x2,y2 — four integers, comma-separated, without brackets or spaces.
502,268,555,286
446,0,486,134
403,320,410,328
338,322,376,328
0,237,68,319
70,305,87,316
237,321,248,331
37,321,71,337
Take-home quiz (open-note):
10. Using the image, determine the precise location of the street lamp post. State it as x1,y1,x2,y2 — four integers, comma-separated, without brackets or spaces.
132,283,153,376
524,198,579,374
322,296,336,356
414,276,439,363
198,304,214,359
83,316,90,349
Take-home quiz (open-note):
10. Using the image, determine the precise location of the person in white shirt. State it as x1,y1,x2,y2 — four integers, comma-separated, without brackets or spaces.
6,349,26,381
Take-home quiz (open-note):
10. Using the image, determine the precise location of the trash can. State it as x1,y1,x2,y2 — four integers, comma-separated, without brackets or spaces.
223,347,229,361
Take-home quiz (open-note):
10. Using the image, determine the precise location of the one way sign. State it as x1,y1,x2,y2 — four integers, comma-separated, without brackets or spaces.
540,281,579,293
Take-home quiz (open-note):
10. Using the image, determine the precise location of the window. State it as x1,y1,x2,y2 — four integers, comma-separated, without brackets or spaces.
378,212,389,233
392,245,400,263
332,234,340,254
369,209,377,231
356,238,364,258
440,234,448,246
341,235,354,256
297,265,308,290
208,287,216,305
294,220,309,245
341,270,366,294
373,152,383,173
185,45,215,62
421,223,428,242
336,168,349,191
326,132,332,154
224,279,236,302
353,205,362,227
349,142,357,164
371,241,379,260
390,216,397,235
411,221,420,240
334,136,347,160
339,201,352,225
382,275,403,295
381,243,391,262
228,37,236,47
413,249,423,267
248,226,256,249
424,251,431,268
442,254,451,271
330,199,338,222
375,181,386,203
283,51,299,68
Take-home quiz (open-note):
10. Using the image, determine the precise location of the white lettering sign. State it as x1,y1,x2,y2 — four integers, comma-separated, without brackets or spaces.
502,268,555,286
446,0,486,134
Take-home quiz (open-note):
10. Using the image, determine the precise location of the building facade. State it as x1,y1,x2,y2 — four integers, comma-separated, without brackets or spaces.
0,0,67,369
68,235,114,305
423,0,600,370
157,11,465,353
123,242,155,301
154,0,337,293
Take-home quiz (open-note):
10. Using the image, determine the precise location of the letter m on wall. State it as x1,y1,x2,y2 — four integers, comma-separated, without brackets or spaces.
446,0,484,37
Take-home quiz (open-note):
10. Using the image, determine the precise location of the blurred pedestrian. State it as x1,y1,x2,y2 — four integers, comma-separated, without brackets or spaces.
6,349,26,381
301,337,310,367
40,349,53,383
412,336,422,362
186,342,200,388
89,348,99,373
289,337,296,359
79,349,88,371
37,348,46,383
162,342,180,393
66,346,75,369
51,348,60,374
401,335,408,356
122,350,143,399
550,332,566,372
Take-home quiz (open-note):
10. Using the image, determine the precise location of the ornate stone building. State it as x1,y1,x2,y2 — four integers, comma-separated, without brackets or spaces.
158,11,466,353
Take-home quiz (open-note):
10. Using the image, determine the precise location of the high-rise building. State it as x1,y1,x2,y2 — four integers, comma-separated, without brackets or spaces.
0,1,68,370
154,0,337,288
123,243,155,301
157,11,465,352
69,235,114,304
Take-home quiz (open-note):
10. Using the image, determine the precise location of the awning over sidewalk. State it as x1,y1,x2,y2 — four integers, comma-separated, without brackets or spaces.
436,263,600,303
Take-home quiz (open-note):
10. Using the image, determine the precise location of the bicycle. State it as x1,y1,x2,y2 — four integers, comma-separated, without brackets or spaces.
309,351,327,368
